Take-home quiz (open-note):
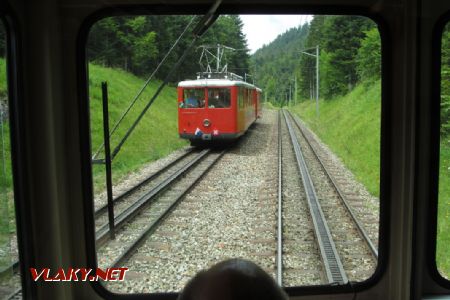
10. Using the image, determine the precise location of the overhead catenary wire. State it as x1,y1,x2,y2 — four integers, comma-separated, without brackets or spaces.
109,0,223,159
92,15,197,159
110,38,198,159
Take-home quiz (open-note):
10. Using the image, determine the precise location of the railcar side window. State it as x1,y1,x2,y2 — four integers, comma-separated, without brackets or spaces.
437,22,450,281
239,87,244,108
86,14,381,295
182,89,205,108
207,88,230,108
0,21,20,299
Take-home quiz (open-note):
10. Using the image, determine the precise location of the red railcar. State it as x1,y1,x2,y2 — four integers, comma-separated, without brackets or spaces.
178,74,261,144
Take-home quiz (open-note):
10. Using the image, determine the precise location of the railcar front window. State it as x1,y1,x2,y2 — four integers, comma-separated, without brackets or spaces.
182,89,205,108
437,22,450,281
208,88,230,108
86,14,381,296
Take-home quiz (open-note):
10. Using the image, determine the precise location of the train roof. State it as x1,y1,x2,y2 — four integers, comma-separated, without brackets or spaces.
178,78,262,92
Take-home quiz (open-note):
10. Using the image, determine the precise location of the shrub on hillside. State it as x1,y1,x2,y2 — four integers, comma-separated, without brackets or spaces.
356,28,381,84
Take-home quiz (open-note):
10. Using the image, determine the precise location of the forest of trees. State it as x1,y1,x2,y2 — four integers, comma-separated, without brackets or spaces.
87,15,250,83
252,15,380,104
0,15,449,136
251,24,309,103
0,28,4,58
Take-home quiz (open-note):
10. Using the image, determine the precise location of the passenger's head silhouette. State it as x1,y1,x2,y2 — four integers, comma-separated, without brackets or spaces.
178,258,288,300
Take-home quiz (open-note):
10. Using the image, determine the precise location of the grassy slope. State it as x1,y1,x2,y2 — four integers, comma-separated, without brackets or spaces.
0,58,14,268
438,139,450,278
0,60,188,268
88,63,188,193
290,80,381,197
263,101,279,110
290,79,450,278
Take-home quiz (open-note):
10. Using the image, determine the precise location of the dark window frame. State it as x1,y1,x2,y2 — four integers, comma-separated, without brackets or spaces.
0,5,35,299
428,10,450,290
77,6,390,299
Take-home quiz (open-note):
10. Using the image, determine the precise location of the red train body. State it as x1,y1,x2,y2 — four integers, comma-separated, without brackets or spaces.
177,77,261,143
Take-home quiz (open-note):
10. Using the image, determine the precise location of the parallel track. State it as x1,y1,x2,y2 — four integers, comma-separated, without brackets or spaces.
282,109,348,285
3,148,211,299
3,109,378,295
287,111,378,259
0,148,198,283
276,111,283,285
5,288,21,300
95,149,210,246
109,149,226,269
0,262,19,281
94,148,195,218
0,148,198,280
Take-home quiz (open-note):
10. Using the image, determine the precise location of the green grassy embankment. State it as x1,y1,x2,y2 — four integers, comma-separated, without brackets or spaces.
89,63,188,194
0,58,14,269
438,139,450,279
263,101,279,110
0,60,187,268
290,79,450,278
290,80,381,197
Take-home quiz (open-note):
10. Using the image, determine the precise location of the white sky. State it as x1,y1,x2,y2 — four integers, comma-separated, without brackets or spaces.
240,15,313,54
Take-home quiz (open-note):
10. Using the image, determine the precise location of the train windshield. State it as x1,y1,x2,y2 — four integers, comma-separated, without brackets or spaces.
208,88,231,108
86,13,381,295
182,89,205,108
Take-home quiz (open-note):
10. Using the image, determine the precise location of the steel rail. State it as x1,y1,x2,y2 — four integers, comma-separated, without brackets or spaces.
94,148,196,218
282,109,348,285
110,150,226,269
288,111,378,259
0,260,19,280
0,148,197,279
5,287,21,300
5,149,215,299
96,149,210,246
276,111,283,286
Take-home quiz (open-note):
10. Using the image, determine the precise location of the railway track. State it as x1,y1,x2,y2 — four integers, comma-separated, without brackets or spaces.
278,110,324,286
279,109,377,285
276,112,283,285
282,109,348,285
288,112,379,254
3,147,226,299
104,149,226,269
103,116,279,293
95,148,209,246
0,148,199,281
2,109,379,296
93,148,196,218
286,110,377,280
0,262,19,281
95,147,226,269
5,288,21,300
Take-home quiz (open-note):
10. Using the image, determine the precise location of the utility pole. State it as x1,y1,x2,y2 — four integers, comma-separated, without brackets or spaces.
294,76,297,106
289,84,292,106
300,45,320,117
316,45,319,116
